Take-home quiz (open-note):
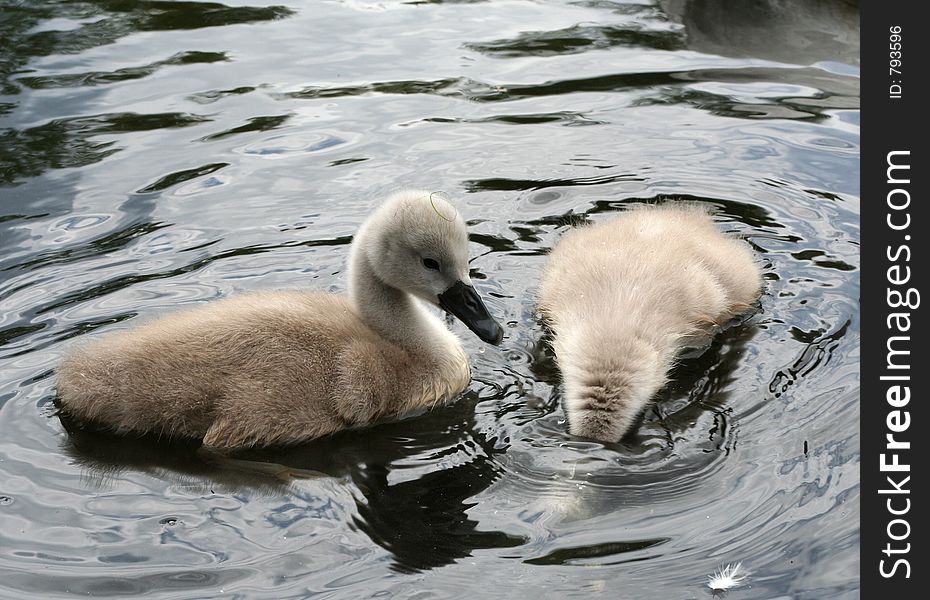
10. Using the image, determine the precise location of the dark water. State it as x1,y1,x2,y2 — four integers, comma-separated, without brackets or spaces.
0,1,859,598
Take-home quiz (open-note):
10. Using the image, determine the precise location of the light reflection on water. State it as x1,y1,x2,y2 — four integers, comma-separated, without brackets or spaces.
1,0,858,597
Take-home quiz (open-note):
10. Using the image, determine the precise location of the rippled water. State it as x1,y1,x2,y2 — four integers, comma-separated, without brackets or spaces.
0,1,859,598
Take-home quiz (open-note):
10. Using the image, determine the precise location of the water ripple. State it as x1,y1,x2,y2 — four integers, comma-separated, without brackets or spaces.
17,51,229,90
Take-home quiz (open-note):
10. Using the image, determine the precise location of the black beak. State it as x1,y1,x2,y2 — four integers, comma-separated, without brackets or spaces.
438,281,504,345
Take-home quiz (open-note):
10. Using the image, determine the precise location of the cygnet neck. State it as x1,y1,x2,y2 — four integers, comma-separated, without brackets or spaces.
348,244,458,360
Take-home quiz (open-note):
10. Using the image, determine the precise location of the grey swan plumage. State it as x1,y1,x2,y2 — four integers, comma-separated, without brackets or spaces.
56,190,503,449
538,203,763,443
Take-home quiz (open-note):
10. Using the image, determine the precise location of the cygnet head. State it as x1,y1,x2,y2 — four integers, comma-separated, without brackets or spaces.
352,190,504,345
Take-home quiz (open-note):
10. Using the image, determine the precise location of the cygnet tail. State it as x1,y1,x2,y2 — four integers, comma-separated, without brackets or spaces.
56,347,124,426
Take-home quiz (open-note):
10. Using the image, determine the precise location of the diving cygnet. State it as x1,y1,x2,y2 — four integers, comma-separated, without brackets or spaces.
538,204,763,442
56,190,504,449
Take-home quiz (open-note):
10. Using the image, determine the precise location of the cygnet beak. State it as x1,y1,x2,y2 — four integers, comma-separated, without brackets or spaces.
438,281,504,345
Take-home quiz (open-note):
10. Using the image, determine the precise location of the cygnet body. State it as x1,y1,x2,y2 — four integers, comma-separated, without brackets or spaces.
538,204,763,442
56,190,503,449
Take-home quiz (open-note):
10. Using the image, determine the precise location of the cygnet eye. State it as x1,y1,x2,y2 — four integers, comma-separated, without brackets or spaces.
422,258,440,271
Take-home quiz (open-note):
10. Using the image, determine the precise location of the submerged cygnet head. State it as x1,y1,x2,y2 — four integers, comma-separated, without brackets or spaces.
350,190,504,345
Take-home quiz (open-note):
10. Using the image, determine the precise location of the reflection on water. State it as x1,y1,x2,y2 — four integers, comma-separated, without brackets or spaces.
661,0,859,66
60,395,527,574
1,0,858,597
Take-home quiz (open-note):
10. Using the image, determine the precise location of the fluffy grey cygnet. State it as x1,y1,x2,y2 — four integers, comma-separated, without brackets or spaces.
538,204,763,443
57,190,503,449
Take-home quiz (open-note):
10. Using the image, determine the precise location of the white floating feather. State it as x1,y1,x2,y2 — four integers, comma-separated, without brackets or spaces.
707,562,749,593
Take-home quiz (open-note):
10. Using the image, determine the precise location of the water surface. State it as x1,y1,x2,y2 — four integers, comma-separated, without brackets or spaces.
0,1,859,598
